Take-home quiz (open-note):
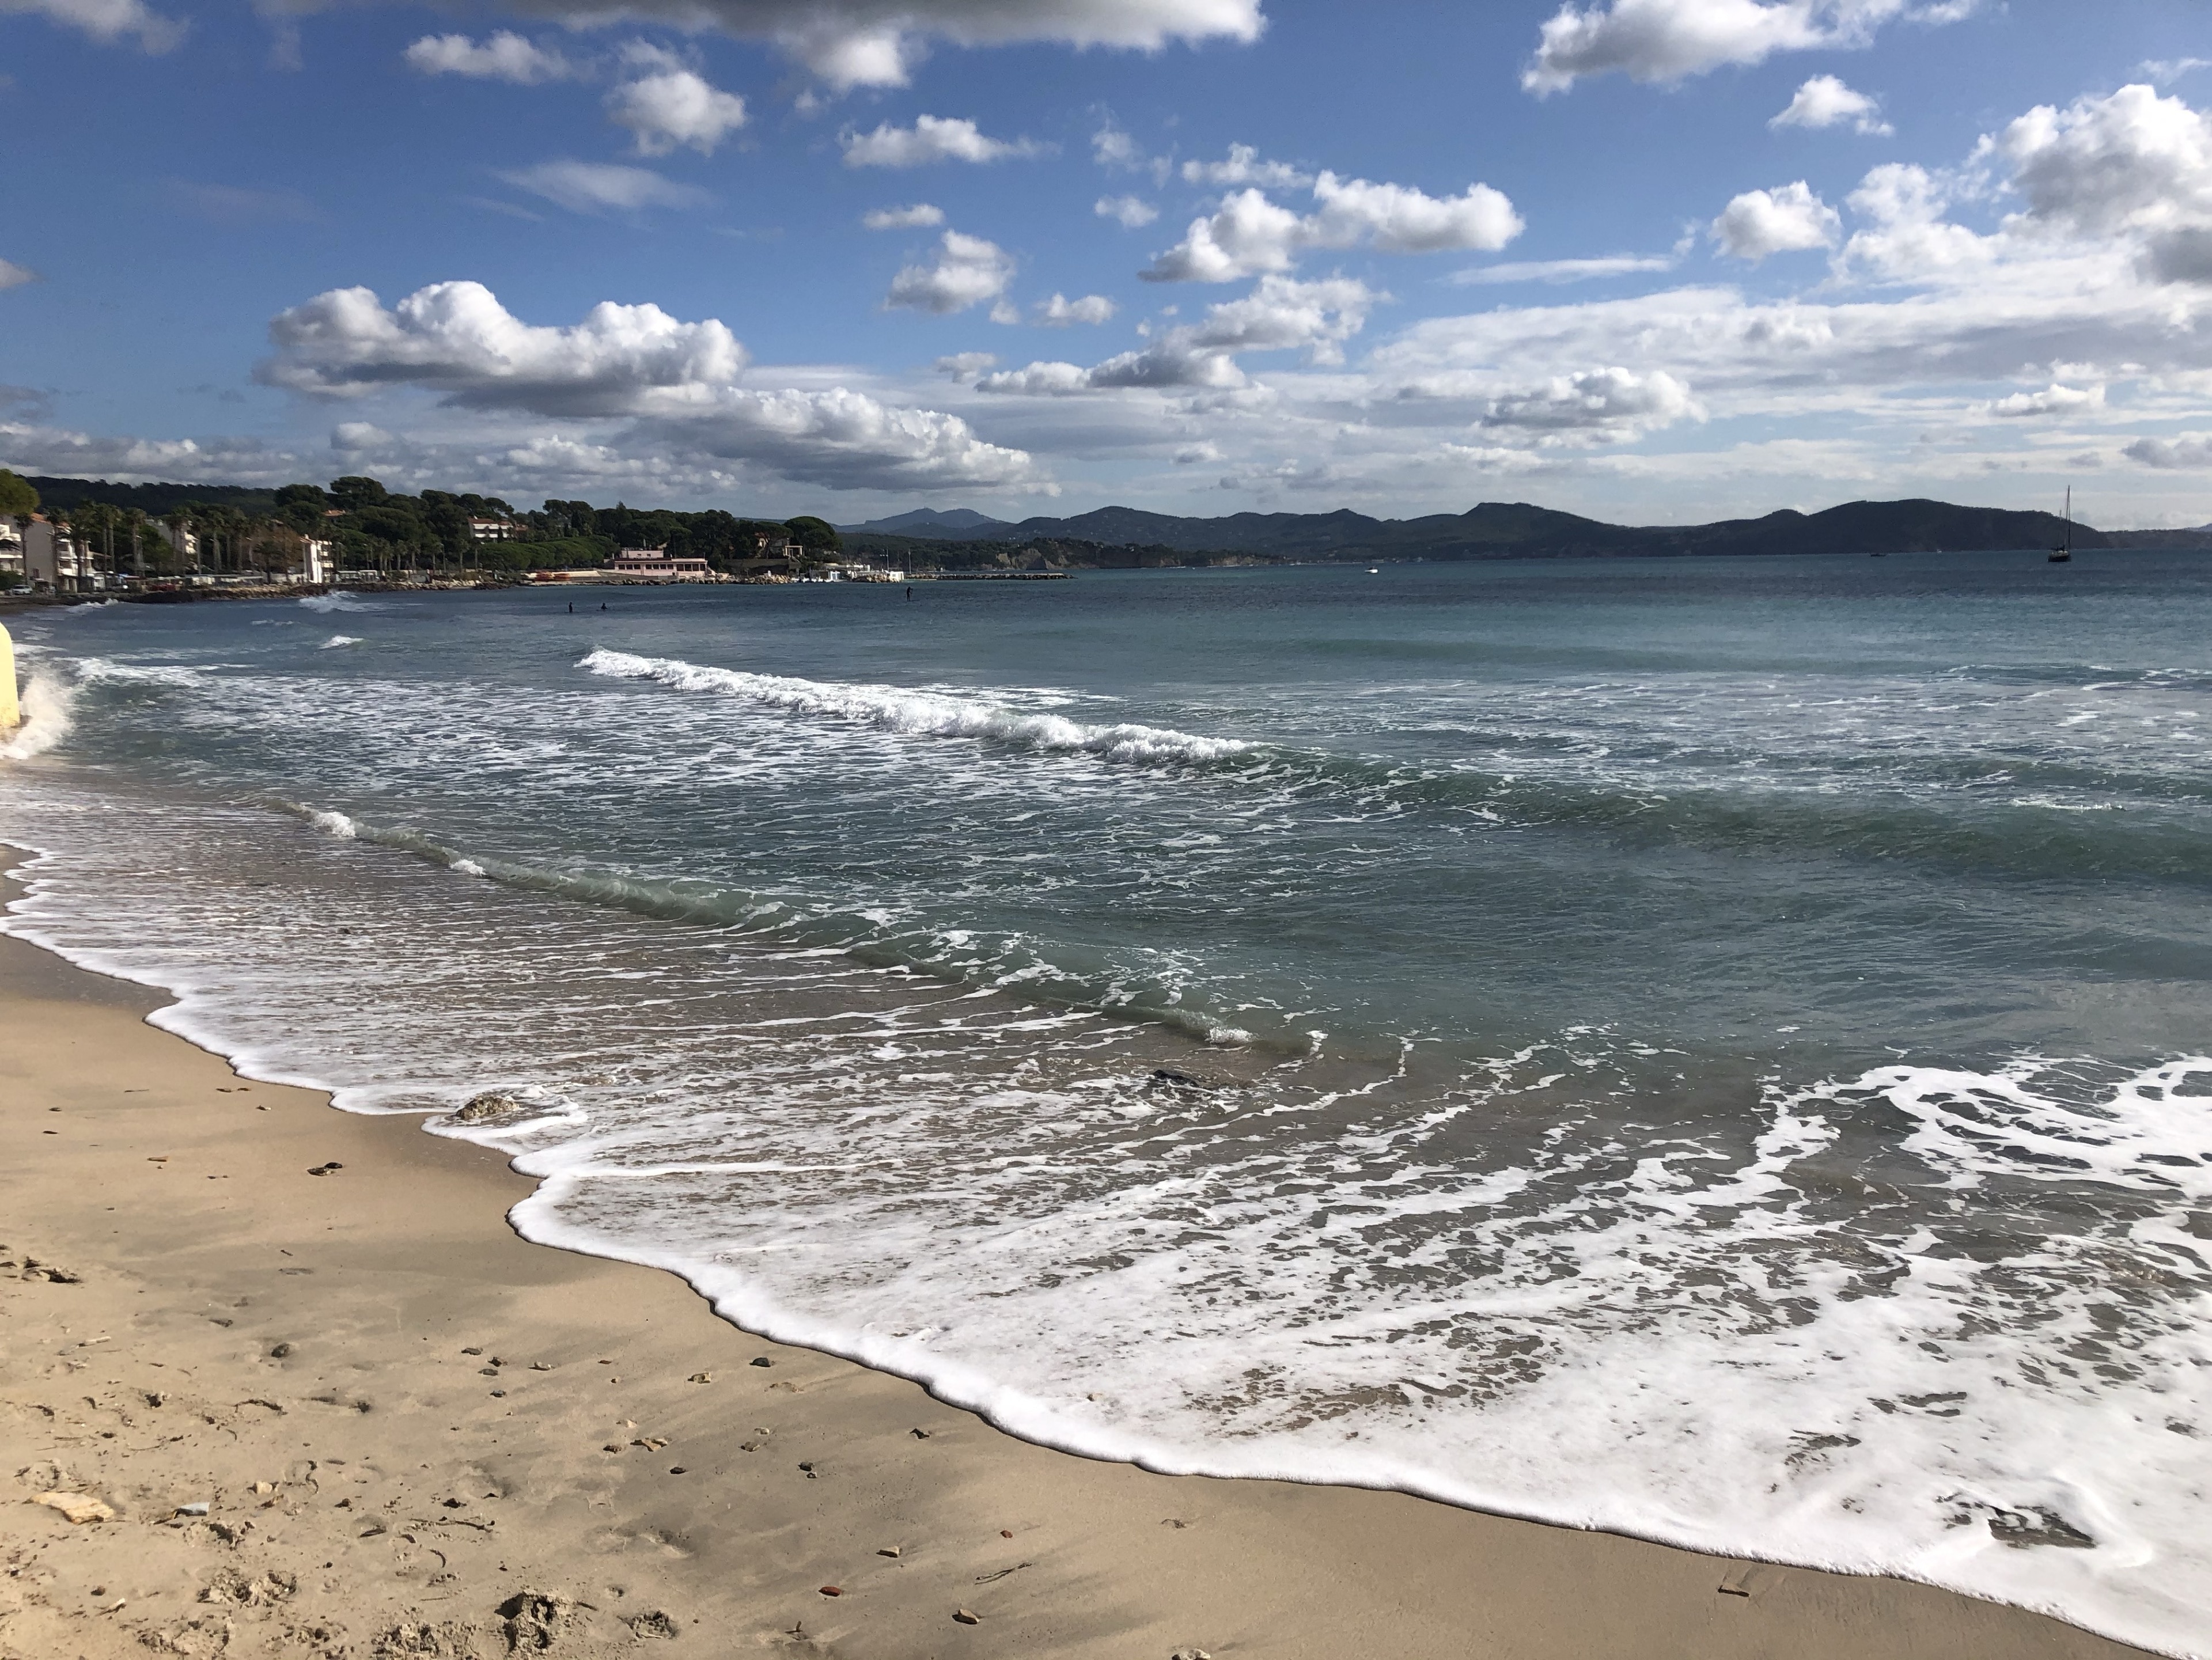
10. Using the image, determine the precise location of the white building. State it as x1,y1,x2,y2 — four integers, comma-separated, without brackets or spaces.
468,517,517,542
611,547,714,582
0,517,23,582
23,517,100,593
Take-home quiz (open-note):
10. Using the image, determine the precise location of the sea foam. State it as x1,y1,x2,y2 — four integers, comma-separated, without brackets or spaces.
581,648,1251,765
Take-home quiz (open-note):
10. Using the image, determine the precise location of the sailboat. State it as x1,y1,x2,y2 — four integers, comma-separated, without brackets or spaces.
2049,487,2073,562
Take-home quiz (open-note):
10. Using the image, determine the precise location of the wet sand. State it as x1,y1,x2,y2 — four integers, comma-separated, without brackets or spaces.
0,928,2157,1659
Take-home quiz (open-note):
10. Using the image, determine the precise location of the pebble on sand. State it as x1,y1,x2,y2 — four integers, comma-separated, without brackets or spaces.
32,1491,115,1524
750,1356,773,1368
688,1371,714,1384
877,1547,902,1559
953,1608,981,1625
818,1586,843,1597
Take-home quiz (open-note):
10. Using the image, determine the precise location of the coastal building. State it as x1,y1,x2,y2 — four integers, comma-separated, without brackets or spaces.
22,516,100,593
611,547,714,582
154,519,199,567
468,516,517,542
0,516,22,582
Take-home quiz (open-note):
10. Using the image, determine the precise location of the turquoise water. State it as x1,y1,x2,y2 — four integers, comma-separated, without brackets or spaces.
3,551,2210,1653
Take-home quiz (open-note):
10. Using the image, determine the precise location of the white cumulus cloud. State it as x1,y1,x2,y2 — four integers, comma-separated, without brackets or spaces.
639,386,1039,490
259,281,748,416
1479,366,1703,440
495,160,708,215
0,259,39,291
255,277,1037,494
404,32,576,83
1307,172,1526,253
1034,293,1119,325
1145,173,1521,282
863,203,946,229
1838,164,1988,279
1993,84,2212,238
1983,382,2104,417
605,67,748,156
981,275,1375,392
885,230,1016,314
1988,85,2212,285
1522,0,1942,94
841,114,1040,167
1771,73,1891,134
607,0,1266,91
1181,143,1313,189
1096,194,1161,228
1,0,181,51
1710,180,1840,260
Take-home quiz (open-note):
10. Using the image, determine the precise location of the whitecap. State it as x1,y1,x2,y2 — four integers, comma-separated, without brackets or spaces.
580,648,1251,766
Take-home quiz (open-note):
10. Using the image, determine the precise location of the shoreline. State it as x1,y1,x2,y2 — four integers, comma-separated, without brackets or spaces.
0,908,2164,1658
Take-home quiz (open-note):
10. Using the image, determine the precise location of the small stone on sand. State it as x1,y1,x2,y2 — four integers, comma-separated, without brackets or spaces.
818,1585,843,1597
877,1546,901,1559
953,1608,980,1625
32,1491,115,1524
750,1356,773,1367
688,1371,713,1384
999,1529,1013,1539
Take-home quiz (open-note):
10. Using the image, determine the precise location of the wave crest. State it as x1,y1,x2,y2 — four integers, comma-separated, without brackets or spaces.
581,648,1251,765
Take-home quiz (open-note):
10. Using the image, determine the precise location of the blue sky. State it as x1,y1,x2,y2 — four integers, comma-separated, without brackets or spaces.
6,0,2212,526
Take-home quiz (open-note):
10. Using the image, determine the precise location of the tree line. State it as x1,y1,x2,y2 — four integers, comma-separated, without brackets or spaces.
0,469,844,581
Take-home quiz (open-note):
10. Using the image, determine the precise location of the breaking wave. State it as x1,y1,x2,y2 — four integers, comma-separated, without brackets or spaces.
581,648,1252,766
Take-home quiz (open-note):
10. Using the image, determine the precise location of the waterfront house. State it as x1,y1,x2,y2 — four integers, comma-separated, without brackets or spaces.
23,516,100,593
611,547,714,582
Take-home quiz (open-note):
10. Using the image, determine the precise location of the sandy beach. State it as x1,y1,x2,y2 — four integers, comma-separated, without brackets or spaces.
0,924,2161,1659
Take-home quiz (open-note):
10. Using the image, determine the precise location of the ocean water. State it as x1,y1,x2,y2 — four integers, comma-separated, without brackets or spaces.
3,553,2210,1654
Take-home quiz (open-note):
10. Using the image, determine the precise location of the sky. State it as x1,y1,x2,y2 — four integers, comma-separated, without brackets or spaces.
5,0,2212,528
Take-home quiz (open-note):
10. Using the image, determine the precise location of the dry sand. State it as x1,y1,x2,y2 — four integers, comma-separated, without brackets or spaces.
0,928,2158,1660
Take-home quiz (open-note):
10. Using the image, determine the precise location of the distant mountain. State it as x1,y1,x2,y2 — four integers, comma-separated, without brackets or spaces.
844,498,2156,562
838,507,1011,537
